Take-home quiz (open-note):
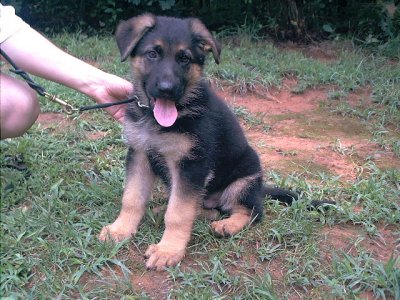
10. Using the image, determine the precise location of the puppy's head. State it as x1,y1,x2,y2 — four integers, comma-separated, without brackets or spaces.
116,14,221,127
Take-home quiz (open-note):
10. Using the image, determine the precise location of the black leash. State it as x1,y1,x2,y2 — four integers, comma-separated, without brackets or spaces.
78,97,137,112
0,48,136,114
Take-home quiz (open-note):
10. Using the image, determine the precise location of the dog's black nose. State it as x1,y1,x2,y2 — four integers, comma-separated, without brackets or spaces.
158,80,175,96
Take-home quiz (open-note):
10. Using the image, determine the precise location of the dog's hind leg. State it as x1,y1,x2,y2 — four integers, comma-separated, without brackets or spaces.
211,173,263,237
99,148,155,242
211,206,253,237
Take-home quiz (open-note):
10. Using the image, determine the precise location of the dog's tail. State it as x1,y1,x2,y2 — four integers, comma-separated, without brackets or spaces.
262,185,336,209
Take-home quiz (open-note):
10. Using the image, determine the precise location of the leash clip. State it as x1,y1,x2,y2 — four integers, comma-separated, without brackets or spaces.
137,101,149,108
43,92,78,115
133,95,149,108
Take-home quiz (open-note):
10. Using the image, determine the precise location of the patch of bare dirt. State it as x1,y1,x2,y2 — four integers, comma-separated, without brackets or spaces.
218,80,400,180
127,248,172,299
78,247,172,299
347,86,374,108
36,112,108,140
86,131,108,140
321,224,399,263
223,78,324,115
36,112,74,131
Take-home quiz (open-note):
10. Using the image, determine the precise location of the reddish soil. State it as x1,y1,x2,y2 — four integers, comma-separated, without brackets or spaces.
219,79,400,181
320,224,399,263
127,248,172,299
36,112,109,140
36,112,73,130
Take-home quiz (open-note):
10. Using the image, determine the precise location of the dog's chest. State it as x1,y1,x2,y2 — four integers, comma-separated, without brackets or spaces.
123,119,194,162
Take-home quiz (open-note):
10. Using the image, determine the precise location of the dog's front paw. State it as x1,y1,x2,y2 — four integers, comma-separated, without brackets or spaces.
144,244,185,271
99,223,134,242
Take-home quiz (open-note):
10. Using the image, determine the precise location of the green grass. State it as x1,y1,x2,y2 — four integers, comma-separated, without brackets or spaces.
1,32,399,299
325,252,400,299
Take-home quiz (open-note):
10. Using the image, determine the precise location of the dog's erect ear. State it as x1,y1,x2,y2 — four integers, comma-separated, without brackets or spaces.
189,18,221,64
116,14,156,62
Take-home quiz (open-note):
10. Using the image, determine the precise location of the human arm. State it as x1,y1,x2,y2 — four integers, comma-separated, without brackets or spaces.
1,25,133,122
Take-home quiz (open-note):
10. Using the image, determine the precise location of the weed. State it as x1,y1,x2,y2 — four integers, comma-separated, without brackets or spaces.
330,138,356,156
233,105,265,128
276,149,298,157
324,252,400,299
327,89,348,100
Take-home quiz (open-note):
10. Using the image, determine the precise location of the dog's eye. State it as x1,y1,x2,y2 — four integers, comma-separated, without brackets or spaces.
146,50,158,60
179,54,191,65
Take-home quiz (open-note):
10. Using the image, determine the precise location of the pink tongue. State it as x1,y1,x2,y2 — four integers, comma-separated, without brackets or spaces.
153,98,178,127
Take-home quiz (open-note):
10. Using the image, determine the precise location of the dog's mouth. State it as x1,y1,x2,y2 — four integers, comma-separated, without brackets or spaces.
153,98,178,127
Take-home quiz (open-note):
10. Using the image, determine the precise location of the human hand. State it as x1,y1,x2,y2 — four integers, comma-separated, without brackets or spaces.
89,73,134,123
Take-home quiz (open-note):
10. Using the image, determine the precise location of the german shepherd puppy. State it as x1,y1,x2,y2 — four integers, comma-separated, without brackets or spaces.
99,14,302,270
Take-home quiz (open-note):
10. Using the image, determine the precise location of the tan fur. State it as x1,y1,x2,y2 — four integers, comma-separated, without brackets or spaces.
106,115,198,270
219,172,262,211
130,56,153,108
124,118,195,161
152,39,164,48
131,56,146,77
189,18,220,63
117,14,156,61
190,19,212,41
203,170,215,188
211,206,253,237
179,63,204,117
174,43,190,52
99,151,155,242
145,161,201,270
134,13,155,30
187,64,203,86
